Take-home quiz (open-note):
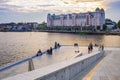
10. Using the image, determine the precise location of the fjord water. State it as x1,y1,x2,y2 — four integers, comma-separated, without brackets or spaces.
0,32,120,66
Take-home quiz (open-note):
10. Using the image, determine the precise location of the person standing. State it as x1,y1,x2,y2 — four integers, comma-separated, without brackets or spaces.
88,42,93,53
54,42,57,49
90,43,93,51
88,44,91,53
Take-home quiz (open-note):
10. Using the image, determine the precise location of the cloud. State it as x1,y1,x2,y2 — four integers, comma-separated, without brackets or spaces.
38,4,55,7
0,0,106,13
0,0,10,3
61,0,103,4
0,3,23,13
107,0,120,8
0,8,10,13
0,0,54,12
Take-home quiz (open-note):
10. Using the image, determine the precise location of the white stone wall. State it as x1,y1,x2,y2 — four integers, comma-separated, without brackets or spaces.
37,51,104,80
76,19,81,26
67,20,72,26
4,51,104,80
53,20,61,26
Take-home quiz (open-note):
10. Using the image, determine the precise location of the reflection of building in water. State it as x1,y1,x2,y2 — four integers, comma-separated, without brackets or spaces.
47,8,105,29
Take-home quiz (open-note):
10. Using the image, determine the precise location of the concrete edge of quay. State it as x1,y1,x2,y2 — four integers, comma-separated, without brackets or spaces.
3,50,104,80
38,30,120,35
0,30,120,35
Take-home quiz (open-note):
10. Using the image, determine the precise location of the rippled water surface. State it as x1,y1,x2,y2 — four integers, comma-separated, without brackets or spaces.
0,32,120,66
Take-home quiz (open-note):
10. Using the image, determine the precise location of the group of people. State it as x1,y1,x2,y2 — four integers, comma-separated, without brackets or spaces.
54,42,61,49
99,45,104,51
36,42,61,56
36,42,103,56
88,42,104,53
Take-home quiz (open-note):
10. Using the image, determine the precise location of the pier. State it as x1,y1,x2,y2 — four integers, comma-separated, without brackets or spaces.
82,47,120,80
0,45,98,79
0,46,120,80
3,49,104,80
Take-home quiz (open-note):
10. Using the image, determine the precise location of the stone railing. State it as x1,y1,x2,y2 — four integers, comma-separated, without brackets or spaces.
4,51,104,80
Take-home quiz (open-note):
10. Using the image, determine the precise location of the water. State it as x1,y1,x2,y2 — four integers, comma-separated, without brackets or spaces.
0,32,120,66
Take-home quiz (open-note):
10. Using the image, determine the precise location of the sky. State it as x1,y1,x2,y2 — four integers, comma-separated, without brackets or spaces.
0,0,120,23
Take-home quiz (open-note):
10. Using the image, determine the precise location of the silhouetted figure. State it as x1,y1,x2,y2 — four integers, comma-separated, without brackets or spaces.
88,43,93,53
94,44,98,47
54,42,58,49
74,43,78,46
54,42,61,49
47,49,50,53
88,45,91,53
102,45,104,50
99,44,104,51
99,45,102,51
57,43,61,47
36,49,42,56
47,47,53,55
90,43,93,51
50,47,52,54
75,50,79,53
100,45,104,50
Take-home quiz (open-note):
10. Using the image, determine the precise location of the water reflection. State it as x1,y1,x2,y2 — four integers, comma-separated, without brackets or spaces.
0,32,120,66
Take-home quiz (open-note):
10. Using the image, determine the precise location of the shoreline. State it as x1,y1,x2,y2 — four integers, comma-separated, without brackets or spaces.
39,30,120,35
0,30,120,35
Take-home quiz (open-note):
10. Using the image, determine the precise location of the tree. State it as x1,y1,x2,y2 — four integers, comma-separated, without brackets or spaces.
102,24,107,31
117,20,120,28
37,22,47,30
97,26,100,30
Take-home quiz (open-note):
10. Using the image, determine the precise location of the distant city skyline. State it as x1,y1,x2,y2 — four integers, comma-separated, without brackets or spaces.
0,0,120,23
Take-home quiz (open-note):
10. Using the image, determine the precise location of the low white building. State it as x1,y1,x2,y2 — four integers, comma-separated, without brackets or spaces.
47,8,105,29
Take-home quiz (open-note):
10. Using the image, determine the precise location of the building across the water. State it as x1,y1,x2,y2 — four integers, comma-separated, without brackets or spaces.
47,8,105,29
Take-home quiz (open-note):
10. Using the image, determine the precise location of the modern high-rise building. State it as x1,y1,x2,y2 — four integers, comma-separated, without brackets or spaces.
47,8,105,29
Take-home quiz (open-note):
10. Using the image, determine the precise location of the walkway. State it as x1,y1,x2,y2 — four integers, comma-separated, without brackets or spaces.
75,47,120,80
0,46,98,79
